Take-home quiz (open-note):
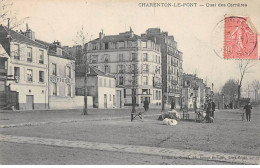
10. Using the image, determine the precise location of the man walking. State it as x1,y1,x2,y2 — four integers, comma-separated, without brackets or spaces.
143,98,149,112
206,99,212,123
211,100,216,118
171,99,175,110
243,102,252,121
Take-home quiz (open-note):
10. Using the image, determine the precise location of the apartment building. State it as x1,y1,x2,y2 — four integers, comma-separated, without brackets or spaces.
84,29,162,107
141,28,183,108
0,25,48,110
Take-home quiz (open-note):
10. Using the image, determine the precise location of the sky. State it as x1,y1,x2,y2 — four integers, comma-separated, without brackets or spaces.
7,0,260,92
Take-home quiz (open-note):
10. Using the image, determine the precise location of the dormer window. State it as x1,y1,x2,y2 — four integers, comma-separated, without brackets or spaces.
57,48,62,56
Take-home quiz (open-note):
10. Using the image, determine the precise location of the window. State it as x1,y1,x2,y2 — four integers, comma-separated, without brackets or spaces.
105,43,109,49
131,64,136,73
66,66,71,78
110,94,111,101
27,69,33,82
141,41,147,48
143,53,148,61
132,53,137,61
118,65,125,73
57,48,62,56
27,47,32,62
119,76,124,85
113,95,116,106
53,83,57,96
118,54,124,62
143,76,148,85
13,44,20,60
109,79,111,87
14,67,20,82
67,84,71,96
142,64,149,73
104,78,106,87
39,50,44,64
52,63,57,76
91,55,98,63
104,65,110,73
118,41,125,48
39,71,44,82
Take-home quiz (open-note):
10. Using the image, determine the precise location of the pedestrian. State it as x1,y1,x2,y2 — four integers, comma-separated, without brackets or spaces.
243,102,252,121
206,99,212,123
171,99,175,110
143,97,149,112
211,100,216,118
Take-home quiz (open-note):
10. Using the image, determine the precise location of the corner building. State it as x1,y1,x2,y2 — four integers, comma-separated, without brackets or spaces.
85,30,162,107
142,28,183,108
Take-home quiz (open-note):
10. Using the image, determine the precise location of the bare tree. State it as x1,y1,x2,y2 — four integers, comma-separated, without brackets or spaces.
237,60,255,106
73,26,92,115
251,80,260,102
0,0,28,29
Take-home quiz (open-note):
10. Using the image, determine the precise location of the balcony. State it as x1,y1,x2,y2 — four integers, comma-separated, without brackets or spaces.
168,88,181,94
171,80,178,85
153,81,162,89
27,58,32,62
171,62,177,67
118,70,125,74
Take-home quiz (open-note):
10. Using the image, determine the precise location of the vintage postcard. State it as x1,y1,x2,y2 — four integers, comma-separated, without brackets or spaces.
0,0,259,165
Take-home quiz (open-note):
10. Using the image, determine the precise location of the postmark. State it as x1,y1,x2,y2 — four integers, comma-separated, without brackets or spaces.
224,16,258,59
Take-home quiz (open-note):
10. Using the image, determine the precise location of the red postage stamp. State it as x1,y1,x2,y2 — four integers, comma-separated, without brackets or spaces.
224,16,258,59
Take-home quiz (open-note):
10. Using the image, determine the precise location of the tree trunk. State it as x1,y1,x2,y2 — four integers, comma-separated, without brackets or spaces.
237,85,241,108
83,60,88,115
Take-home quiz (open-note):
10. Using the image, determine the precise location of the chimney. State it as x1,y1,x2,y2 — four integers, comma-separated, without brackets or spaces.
25,24,35,41
7,18,10,29
99,30,104,40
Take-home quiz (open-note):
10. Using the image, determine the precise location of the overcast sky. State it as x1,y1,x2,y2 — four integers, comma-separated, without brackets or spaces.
9,0,260,92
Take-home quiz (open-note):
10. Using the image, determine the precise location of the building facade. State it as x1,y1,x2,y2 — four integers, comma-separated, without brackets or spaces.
36,40,86,110
76,66,118,109
85,30,162,107
141,28,183,108
0,25,49,110
182,73,210,110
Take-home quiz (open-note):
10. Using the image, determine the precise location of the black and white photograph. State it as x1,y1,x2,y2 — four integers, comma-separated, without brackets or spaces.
0,0,259,165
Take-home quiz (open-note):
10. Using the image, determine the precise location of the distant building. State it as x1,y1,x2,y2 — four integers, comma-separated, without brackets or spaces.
0,24,49,110
182,73,209,110
141,28,183,108
84,29,162,107
76,66,120,109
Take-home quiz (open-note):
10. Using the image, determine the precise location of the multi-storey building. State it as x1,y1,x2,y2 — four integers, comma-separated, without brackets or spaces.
182,73,209,110
85,29,162,107
0,25,49,110
141,28,183,108
36,40,85,110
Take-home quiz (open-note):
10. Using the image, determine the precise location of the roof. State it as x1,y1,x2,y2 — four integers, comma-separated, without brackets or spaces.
76,65,115,78
0,25,47,49
89,32,140,43
35,39,75,60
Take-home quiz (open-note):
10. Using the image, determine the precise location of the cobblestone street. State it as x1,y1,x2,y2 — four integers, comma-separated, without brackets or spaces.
0,108,259,164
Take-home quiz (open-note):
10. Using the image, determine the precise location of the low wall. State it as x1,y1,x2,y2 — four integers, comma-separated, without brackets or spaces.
49,96,93,110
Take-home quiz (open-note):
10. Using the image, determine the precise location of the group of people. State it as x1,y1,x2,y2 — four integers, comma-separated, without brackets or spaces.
203,99,216,123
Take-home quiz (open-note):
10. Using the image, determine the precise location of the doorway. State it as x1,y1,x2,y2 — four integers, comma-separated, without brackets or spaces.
26,95,34,110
